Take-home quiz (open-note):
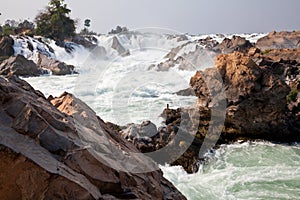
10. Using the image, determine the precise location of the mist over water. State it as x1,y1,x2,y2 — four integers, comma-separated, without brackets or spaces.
18,31,299,199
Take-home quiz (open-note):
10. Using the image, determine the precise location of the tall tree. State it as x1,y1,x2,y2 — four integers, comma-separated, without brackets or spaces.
35,0,76,41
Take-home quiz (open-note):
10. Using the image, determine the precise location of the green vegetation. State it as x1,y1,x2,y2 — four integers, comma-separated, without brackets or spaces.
262,49,273,55
1,25,14,36
0,19,35,36
35,0,76,41
287,88,298,102
79,19,97,36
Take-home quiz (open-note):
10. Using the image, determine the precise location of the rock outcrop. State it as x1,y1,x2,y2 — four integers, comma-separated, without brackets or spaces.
256,31,300,51
0,55,43,77
214,35,253,53
190,51,300,141
72,35,98,49
142,50,300,173
109,26,129,34
0,76,186,200
152,35,253,71
112,36,130,56
0,36,14,59
37,53,75,75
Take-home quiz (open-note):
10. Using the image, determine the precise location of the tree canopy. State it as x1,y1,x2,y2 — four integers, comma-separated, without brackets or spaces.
35,0,76,41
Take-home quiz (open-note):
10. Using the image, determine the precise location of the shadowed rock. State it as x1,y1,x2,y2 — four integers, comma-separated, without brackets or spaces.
37,53,75,75
0,55,43,77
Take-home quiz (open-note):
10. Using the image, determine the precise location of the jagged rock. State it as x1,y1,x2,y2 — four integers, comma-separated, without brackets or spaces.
214,35,253,53
258,48,300,63
109,26,129,34
151,51,300,173
37,53,75,75
72,35,98,49
0,55,42,77
70,36,107,59
152,37,219,71
177,35,188,42
248,47,261,56
0,76,186,200
120,121,158,152
256,31,300,51
175,87,195,96
112,36,130,56
0,36,14,58
190,51,299,141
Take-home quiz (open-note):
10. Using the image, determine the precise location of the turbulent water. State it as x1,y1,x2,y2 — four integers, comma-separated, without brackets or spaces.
13,31,300,199
161,142,300,200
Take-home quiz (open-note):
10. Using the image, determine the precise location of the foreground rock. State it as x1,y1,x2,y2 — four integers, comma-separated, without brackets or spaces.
256,31,300,51
0,55,43,77
0,76,186,200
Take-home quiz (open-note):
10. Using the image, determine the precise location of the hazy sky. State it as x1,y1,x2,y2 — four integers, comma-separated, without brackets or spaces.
1,0,299,34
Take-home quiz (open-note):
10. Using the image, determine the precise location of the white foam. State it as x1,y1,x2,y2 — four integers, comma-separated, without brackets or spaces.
161,142,300,200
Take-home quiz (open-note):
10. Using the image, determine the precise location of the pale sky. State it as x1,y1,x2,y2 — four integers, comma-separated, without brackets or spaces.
1,0,299,34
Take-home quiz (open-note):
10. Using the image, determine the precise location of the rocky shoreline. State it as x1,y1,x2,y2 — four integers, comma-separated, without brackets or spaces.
0,30,300,198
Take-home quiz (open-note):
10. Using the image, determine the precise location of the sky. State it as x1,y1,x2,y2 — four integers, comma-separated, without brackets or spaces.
1,0,299,34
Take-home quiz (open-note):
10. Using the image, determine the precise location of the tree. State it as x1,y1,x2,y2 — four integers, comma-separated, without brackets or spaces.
80,19,96,35
35,0,76,41
84,19,91,28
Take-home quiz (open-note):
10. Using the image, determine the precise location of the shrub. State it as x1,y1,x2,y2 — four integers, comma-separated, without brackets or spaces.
262,49,273,55
287,88,298,102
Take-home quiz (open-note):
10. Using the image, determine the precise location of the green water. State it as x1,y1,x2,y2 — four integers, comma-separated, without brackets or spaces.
162,142,300,200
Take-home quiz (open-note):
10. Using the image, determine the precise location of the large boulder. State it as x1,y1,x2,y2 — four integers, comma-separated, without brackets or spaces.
0,55,42,77
0,76,186,200
37,53,75,75
256,31,300,51
0,36,14,58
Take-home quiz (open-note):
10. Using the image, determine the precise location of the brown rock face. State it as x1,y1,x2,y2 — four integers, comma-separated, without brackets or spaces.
190,51,300,141
0,36,14,58
0,55,42,77
0,76,186,200
214,36,253,54
37,53,75,75
256,31,300,51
